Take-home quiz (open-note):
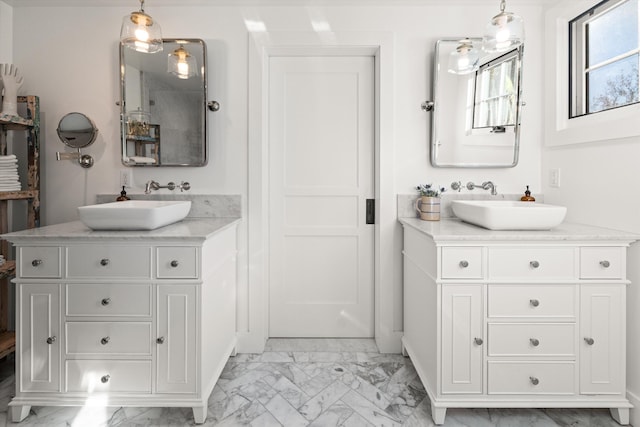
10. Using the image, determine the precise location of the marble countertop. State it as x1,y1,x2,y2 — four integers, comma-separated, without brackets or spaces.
399,218,640,242
1,218,241,243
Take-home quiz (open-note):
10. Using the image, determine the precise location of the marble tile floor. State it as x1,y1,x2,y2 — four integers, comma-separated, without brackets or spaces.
0,339,629,426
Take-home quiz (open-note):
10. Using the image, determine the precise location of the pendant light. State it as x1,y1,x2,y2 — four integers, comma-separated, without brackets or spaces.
168,45,198,79
482,0,524,53
447,39,480,75
120,0,163,54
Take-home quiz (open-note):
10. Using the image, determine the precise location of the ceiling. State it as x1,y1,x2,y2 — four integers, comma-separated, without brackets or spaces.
2,0,557,7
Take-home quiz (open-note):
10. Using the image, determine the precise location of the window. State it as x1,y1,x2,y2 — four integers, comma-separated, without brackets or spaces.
472,49,519,130
570,0,640,118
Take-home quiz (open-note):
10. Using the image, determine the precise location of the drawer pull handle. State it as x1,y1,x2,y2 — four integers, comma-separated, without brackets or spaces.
530,260,540,269
170,260,179,268
157,336,165,344
459,260,469,268
530,338,540,347
600,260,611,268
101,375,110,384
529,299,540,307
46,336,56,345
101,337,110,345
474,337,483,345
529,376,539,386
101,298,111,306
584,337,595,346
31,259,43,267
100,258,110,266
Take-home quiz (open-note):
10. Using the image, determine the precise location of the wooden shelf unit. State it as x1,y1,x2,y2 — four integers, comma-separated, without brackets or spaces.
0,95,40,358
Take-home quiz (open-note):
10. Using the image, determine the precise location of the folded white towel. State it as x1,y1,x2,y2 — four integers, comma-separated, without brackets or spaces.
0,154,17,160
127,156,157,164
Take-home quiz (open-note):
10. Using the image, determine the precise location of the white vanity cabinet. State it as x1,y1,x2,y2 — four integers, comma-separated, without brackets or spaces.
400,219,637,426
3,219,239,424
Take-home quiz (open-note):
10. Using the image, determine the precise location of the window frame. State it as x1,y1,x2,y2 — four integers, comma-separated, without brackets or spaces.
545,0,640,147
569,0,640,118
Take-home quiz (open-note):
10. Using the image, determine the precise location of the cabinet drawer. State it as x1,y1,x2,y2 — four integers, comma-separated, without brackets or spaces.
488,247,575,280
488,362,575,395
487,285,576,318
580,247,623,279
156,247,198,279
67,245,152,279
66,284,152,317
19,247,62,278
66,360,151,393
441,247,483,279
488,323,575,357
66,322,152,356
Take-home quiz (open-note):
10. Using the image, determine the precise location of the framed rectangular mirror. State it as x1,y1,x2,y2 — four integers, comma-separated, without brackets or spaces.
429,38,524,168
120,38,207,167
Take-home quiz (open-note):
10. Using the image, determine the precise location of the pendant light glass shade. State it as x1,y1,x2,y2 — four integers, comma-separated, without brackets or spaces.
447,39,480,75
121,0,163,54
168,46,198,79
482,0,524,53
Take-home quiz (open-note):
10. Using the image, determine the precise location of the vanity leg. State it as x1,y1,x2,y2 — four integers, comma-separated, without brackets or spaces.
192,406,208,424
431,404,447,425
11,405,31,422
609,407,630,425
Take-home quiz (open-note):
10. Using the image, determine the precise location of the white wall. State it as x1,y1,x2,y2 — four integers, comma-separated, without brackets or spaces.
542,2,640,424
0,1,12,63
4,2,546,351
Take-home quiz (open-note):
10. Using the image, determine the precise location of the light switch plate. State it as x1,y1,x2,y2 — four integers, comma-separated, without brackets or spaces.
550,168,561,188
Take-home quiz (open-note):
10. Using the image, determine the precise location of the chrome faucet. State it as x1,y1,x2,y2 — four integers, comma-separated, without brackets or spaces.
144,180,191,194
466,181,498,196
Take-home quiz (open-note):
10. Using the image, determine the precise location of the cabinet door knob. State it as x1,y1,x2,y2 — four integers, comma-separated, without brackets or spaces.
459,260,469,268
474,337,483,345
600,260,610,268
530,338,540,347
530,260,540,269
101,298,111,306
31,259,43,267
101,375,110,384
46,336,56,345
157,337,165,344
529,376,539,386
101,337,110,345
529,299,540,307
100,258,110,266
170,260,179,268
584,337,595,346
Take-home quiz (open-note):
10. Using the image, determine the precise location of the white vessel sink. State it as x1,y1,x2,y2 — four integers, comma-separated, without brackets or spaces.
451,200,567,230
78,200,191,230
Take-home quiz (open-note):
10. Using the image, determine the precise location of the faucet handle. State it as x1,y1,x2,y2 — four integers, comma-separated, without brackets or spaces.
180,181,191,192
451,181,462,192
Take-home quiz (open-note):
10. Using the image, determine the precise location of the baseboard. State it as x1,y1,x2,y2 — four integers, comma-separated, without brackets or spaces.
375,331,403,354
627,390,639,426
236,331,266,354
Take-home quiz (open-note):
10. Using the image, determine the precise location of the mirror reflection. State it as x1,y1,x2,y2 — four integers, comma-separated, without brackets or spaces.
430,38,524,168
120,38,207,166
57,112,98,149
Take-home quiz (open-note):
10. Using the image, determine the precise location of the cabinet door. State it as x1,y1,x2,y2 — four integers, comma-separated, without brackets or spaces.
580,284,624,395
18,284,60,392
441,284,483,394
156,284,197,394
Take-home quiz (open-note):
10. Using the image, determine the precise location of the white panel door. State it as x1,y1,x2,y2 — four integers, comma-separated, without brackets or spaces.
441,285,483,394
269,56,374,337
579,284,624,395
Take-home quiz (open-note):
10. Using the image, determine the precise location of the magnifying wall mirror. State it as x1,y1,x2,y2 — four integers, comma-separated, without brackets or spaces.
427,38,524,168
120,38,208,167
56,112,98,168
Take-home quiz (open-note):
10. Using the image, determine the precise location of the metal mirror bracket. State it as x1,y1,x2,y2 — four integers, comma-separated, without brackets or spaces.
55,112,98,168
